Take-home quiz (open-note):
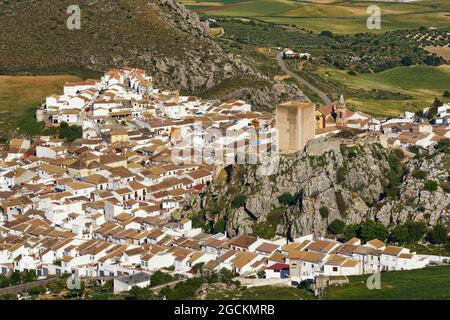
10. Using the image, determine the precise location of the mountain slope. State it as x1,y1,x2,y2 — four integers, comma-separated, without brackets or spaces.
0,0,305,108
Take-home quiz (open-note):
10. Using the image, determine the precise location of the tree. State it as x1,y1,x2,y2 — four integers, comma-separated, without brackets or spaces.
192,262,205,275
443,90,450,98
231,194,246,208
428,224,448,244
127,286,159,300
359,220,388,242
150,271,174,287
400,56,412,66
344,224,360,241
214,217,226,234
391,221,427,244
328,219,346,235
208,268,235,284
427,97,442,119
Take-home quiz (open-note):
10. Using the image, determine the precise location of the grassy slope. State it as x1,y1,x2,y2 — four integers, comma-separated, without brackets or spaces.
183,0,450,34
325,266,450,300
316,65,450,116
0,75,82,140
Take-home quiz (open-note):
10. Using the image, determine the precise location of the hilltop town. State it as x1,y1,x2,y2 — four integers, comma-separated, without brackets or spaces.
0,66,449,298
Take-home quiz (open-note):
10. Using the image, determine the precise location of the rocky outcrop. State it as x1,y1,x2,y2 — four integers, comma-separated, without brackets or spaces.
179,132,450,238
376,149,450,226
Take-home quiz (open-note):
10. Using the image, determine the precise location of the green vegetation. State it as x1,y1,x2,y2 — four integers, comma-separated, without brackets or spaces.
325,266,450,300
319,206,329,219
336,167,346,184
390,221,428,244
412,170,427,180
40,121,82,143
0,75,82,142
278,192,297,206
231,194,247,208
316,65,450,117
214,217,226,233
343,220,388,243
252,221,276,239
383,150,404,199
424,179,439,192
206,284,314,300
127,286,159,300
428,224,449,244
160,268,236,300
334,191,347,217
328,219,345,235
0,270,37,288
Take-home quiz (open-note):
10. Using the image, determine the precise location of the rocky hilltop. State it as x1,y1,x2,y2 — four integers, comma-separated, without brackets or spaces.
179,131,450,238
0,0,304,110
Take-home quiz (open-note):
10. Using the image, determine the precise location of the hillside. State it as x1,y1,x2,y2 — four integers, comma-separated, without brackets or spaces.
0,0,304,110
179,131,450,238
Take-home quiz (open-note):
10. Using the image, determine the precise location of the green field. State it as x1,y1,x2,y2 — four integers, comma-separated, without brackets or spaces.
205,285,315,300
315,65,450,116
0,75,82,142
183,0,450,34
325,266,450,299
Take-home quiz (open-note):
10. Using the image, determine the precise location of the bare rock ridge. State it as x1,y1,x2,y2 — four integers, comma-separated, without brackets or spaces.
180,132,450,238
0,0,305,110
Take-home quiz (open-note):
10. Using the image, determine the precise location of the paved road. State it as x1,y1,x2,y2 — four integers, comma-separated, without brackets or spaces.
276,52,331,105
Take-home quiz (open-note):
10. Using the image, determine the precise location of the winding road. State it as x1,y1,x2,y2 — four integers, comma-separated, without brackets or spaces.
276,52,331,105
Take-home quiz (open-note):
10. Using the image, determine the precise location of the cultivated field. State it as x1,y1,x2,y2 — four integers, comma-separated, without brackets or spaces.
316,65,450,116
183,0,450,34
0,75,82,142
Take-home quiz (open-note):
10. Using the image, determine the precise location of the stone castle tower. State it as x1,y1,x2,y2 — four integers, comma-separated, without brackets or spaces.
276,101,315,152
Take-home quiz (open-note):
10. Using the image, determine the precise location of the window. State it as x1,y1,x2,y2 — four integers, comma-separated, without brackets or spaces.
332,267,338,272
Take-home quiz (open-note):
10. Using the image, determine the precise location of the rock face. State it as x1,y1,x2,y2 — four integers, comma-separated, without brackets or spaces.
180,132,450,238
0,0,306,110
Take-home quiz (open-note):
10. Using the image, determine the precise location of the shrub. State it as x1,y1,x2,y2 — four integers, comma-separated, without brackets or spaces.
412,170,426,180
231,194,247,208
252,222,276,239
336,167,346,184
428,224,449,244
28,285,46,296
424,180,438,192
214,218,226,233
150,271,174,287
328,219,346,235
335,191,347,217
319,206,329,219
278,193,297,206
440,181,450,193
